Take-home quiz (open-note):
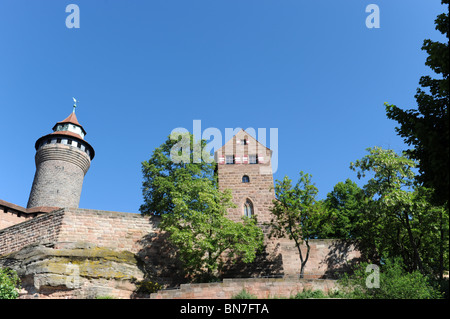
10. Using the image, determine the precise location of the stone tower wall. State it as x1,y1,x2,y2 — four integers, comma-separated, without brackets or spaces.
217,163,275,225
216,130,275,225
27,143,91,209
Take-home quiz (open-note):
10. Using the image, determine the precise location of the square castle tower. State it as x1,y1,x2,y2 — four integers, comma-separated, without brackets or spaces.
214,129,275,226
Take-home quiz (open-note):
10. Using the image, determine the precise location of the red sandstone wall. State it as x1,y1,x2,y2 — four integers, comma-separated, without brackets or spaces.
221,236,360,279
0,206,34,230
0,209,65,255
56,209,157,253
275,238,360,278
150,277,337,299
216,130,275,225
1,208,359,285
0,208,157,256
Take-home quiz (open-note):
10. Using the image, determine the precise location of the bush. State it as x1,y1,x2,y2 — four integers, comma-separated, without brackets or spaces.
135,279,163,294
292,288,327,299
0,268,20,299
231,289,258,299
338,258,443,299
292,288,348,299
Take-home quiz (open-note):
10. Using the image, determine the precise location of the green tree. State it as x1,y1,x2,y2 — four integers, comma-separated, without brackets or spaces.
0,268,20,299
321,179,363,239
338,257,442,299
350,147,449,278
268,172,325,278
140,132,263,282
140,132,215,216
385,0,449,207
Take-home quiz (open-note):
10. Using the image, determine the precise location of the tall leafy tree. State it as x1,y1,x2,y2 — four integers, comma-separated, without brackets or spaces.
140,133,263,282
350,147,449,277
322,179,363,239
385,0,449,206
140,132,215,216
162,175,263,281
268,172,325,278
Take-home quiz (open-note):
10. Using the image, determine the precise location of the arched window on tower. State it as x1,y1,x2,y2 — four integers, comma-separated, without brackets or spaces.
242,175,250,183
243,199,253,218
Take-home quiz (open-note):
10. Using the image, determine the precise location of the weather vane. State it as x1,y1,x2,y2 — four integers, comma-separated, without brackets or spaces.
72,97,78,113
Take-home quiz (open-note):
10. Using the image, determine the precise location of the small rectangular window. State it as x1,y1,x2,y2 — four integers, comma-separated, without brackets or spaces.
249,154,258,164
226,155,234,164
56,138,62,143
67,140,72,145
240,139,247,145
77,142,81,148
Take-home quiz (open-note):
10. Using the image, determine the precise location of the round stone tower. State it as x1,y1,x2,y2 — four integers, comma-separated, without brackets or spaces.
26,108,95,209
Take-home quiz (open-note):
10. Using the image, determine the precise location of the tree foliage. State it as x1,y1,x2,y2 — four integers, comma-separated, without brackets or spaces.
321,179,363,239
349,147,449,278
140,132,215,216
268,172,326,278
385,0,449,206
140,133,263,282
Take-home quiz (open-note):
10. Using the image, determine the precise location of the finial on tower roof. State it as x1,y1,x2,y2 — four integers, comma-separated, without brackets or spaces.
72,97,78,113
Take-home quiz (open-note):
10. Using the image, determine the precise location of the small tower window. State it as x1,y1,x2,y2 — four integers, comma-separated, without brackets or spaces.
240,139,247,145
226,155,234,164
242,175,250,183
244,199,253,218
249,154,258,164
67,139,72,145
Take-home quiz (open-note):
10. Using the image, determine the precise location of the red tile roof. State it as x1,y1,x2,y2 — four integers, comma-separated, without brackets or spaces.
59,112,81,126
0,199,59,215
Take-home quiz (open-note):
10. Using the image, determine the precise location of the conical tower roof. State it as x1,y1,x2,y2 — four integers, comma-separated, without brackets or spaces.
57,111,81,126
52,111,87,137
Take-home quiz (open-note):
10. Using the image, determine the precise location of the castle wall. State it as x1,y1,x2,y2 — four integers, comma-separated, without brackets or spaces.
0,209,65,256
0,209,161,299
0,208,157,256
274,238,360,278
55,209,157,253
221,236,360,280
1,208,360,298
0,199,61,231
150,277,337,299
0,206,33,230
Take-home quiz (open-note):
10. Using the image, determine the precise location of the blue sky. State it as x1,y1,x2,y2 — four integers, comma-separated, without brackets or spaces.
0,0,446,213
